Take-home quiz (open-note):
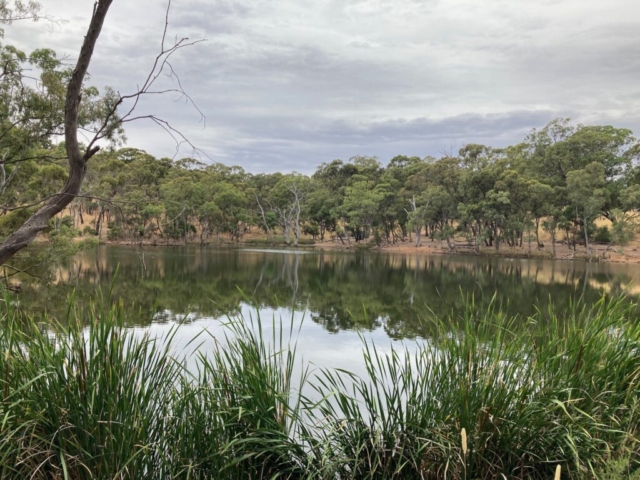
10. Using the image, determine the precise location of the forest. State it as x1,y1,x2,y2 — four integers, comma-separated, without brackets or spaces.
2,118,640,260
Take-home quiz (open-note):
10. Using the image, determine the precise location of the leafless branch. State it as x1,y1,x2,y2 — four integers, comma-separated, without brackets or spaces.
85,0,206,158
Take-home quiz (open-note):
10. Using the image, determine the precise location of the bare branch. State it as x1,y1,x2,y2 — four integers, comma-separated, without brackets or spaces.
85,0,206,156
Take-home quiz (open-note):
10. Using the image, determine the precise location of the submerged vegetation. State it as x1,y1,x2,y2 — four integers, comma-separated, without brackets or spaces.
2,294,640,479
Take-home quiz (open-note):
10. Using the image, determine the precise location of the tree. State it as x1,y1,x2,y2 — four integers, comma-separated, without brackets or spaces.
566,162,608,258
212,182,248,242
419,185,457,252
0,0,117,265
0,0,202,266
526,180,554,249
305,182,337,241
269,174,309,247
341,180,384,243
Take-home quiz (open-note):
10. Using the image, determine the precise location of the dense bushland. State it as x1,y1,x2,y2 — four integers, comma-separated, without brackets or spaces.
3,119,640,259
1,295,640,479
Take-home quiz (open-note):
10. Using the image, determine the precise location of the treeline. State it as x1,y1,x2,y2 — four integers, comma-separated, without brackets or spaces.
3,118,640,257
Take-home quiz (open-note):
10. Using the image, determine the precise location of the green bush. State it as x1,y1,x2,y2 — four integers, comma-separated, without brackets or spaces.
59,215,74,228
107,221,122,240
0,208,34,238
594,225,612,243
48,224,81,239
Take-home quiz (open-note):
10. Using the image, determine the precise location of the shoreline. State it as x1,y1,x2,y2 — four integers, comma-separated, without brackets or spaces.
98,237,640,265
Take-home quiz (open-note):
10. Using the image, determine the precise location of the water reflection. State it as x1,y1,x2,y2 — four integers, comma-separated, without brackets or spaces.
13,246,640,340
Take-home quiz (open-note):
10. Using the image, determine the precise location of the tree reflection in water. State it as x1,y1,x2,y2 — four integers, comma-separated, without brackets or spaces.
11,246,639,340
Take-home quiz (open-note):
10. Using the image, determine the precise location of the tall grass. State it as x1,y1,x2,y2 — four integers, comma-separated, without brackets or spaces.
1,293,639,478
0,296,182,478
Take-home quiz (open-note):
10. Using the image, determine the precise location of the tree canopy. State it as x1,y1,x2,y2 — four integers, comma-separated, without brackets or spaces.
0,118,636,263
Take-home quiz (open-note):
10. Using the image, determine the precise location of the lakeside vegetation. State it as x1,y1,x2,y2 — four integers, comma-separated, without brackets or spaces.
2,294,640,479
3,3,640,479
2,0,640,266
4,119,640,267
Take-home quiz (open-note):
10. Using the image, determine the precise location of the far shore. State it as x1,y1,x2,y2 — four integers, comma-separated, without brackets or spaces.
94,235,640,265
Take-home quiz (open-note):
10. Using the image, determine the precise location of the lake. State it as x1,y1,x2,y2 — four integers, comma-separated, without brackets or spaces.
15,245,640,337
10,245,640,400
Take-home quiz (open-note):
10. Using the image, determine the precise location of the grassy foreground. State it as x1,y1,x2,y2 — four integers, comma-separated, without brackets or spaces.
1,296,640,479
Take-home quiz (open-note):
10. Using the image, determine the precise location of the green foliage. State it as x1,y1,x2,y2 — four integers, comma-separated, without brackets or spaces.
584,456,640,480
1,295,640,478
0,208,33,239
0,297,182,478
594,226,612,243
107,221,122,240
82,225,97,236
3,118,640,254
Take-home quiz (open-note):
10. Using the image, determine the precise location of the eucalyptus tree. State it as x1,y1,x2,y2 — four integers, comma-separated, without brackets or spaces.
566,162,609,257
526,180,555,249
211,182,249,243
341,180,384,243
0,0,123,265
403,157,436,246
269,174,310,247
0,0,202,266
304,181,337,241
419,185,457,252
160,166,203,243
383,155,425,240
251,172,282,245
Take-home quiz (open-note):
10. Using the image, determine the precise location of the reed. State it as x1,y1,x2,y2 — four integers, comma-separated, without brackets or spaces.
0,294,183,479
301,296,640,479
0,292,639,479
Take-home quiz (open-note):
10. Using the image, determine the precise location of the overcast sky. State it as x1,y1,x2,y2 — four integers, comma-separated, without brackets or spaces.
7,0,640,173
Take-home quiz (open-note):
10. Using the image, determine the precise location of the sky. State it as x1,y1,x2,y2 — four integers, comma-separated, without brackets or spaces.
7,0,640,173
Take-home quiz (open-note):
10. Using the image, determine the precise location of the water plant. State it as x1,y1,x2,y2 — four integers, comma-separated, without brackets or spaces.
0,293,639,479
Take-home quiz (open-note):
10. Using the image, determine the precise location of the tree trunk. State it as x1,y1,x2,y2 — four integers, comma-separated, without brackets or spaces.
182,211,188,245
200,223,207,245
294,208,301,247
583,214,591,258
95,207,104,237
445,235,453,253
0,0,113,266
415,225,421,247
284,224,291,245
256,195,274,245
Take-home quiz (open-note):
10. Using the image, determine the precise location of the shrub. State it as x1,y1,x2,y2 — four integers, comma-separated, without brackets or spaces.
594,225,612,243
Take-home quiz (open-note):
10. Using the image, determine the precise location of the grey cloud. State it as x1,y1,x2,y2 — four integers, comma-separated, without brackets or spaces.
7,0,640,174
176,110,565,173
170,0,253,34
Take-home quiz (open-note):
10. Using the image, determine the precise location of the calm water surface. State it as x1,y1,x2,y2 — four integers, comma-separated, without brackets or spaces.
15,245,640,374
15,245,640,330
